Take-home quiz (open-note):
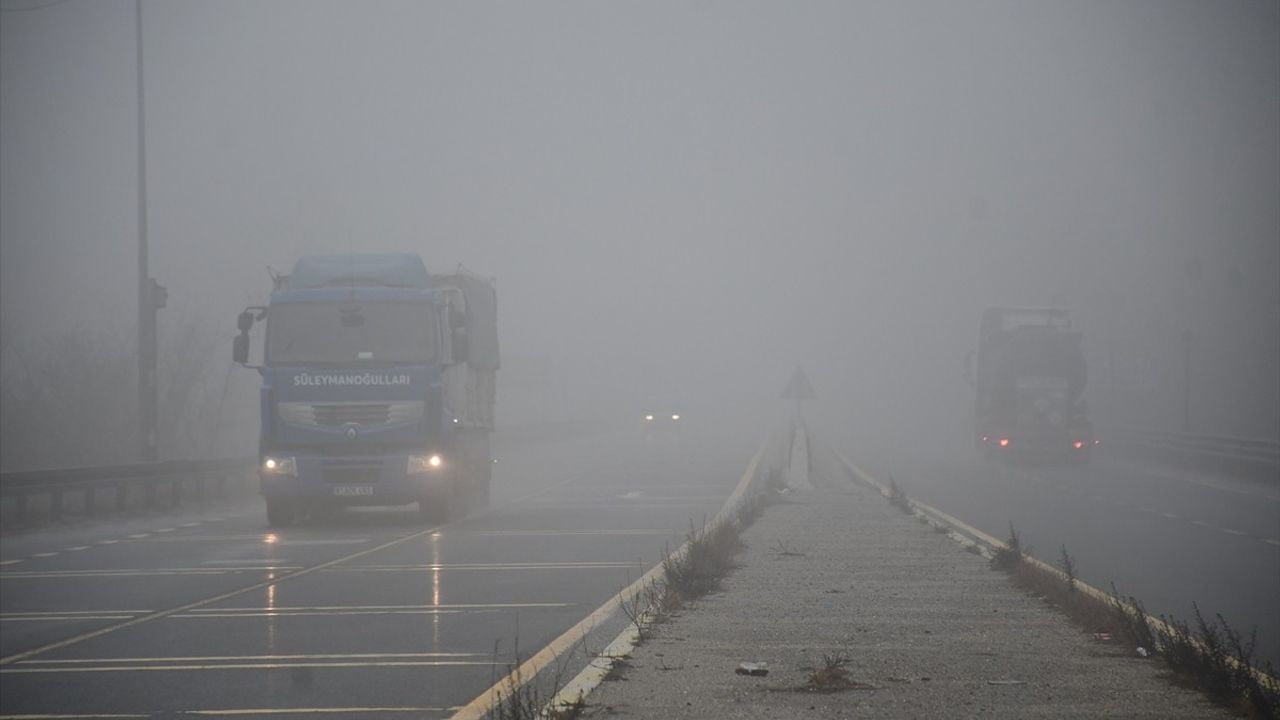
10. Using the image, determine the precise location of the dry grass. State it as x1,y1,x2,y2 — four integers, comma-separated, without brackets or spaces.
994,541,1280,719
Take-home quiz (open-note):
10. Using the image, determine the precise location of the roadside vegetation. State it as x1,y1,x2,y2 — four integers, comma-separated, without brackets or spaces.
0,313,244,472
860,470,1280,719
495,462,785,719
988,523,1280,718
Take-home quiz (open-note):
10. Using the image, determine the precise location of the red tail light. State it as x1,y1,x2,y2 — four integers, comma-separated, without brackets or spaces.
1073,440,1084,450
998,437,1010,447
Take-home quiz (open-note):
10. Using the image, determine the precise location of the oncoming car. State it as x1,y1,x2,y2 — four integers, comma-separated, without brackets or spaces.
641,411,683,432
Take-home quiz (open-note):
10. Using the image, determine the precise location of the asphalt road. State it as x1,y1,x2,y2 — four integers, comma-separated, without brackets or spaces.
842,427,1280,670
0,422,757,718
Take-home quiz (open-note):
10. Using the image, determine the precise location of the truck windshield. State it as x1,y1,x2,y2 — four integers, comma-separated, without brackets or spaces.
266,302,436,365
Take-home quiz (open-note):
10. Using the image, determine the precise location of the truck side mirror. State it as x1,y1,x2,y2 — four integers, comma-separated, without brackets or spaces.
237,311,255,333
233,333,250,365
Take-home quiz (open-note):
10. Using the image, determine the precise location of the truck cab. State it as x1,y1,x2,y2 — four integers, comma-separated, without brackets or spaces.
233,254,497,525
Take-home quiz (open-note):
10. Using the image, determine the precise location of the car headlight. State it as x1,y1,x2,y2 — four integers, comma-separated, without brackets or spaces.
407,453,445,474
644,414,654,421
671,414,680,421
262,456,297,476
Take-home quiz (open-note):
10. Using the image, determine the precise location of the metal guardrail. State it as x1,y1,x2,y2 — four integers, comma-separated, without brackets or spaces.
0,458,255,523
1106,427,1280,481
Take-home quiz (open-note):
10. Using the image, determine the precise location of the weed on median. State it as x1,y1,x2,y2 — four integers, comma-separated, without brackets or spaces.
887,474,912,513
989,523,1026,571
991,538,1280,719
485,638,586,720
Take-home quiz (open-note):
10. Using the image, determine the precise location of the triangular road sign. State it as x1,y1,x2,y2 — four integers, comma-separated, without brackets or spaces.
781,367,816,400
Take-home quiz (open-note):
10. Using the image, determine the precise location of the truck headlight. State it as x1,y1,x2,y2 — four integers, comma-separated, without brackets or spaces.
262,456,297,476
407,453,444,474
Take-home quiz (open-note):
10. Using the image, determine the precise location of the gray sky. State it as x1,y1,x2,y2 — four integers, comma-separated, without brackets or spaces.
2,0,1277,448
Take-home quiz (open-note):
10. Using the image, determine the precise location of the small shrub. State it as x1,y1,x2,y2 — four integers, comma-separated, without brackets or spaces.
990,523,1025,571
1059,545,1077,593
887,475,912,514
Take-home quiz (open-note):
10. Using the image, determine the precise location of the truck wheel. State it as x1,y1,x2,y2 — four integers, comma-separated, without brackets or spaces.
265,498,295,527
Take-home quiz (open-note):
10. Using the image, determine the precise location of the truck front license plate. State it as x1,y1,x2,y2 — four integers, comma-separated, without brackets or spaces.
333,486,374,496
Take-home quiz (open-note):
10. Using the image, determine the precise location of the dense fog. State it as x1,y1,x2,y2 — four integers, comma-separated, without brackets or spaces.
2,0,1277,469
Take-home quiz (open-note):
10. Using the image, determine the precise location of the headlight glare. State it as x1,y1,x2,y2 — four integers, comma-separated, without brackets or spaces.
262,456,297,476
408,453,445,474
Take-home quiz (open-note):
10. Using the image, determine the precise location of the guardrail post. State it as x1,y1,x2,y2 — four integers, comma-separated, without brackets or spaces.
50,490,63,520
116,483,128,512
15,493,28,524
84,487,96,517
169,478,181,508
194,475,206,504
144,480,157,509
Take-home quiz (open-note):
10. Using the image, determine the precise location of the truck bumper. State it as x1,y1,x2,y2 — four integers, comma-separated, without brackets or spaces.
259,453,450,505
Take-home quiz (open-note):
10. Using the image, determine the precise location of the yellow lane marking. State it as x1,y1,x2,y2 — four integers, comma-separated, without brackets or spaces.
458,441,770,720
0,517,453,665
182,708,452,716
23,652,485,663
1,660,500,674
0,560,23,566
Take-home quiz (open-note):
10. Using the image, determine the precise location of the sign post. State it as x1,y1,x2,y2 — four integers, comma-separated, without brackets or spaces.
781,367,816,420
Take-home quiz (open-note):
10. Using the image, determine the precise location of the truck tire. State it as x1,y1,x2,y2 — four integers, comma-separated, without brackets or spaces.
265,498,295,527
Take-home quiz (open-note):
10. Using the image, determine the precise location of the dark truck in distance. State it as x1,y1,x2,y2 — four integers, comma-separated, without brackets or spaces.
969,307,1093,462
233,254,497,525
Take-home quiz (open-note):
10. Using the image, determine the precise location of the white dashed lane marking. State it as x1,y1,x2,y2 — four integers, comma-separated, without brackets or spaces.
1043,478,1277,549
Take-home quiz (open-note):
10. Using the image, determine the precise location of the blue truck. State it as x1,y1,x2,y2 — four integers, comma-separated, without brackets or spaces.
232,254,498,526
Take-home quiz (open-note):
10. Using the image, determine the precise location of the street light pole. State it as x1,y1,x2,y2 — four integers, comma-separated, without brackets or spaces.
1182,328,1192,434
135,0,163,461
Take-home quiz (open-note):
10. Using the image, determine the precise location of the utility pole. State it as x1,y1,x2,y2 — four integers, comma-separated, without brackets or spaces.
136,0,165,461
1181,328,1192,433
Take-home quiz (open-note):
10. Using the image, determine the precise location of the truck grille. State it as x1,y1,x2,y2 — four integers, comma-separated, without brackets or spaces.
322,460,382,484
278,401,423,430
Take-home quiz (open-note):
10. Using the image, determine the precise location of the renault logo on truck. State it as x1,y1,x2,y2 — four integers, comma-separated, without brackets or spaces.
344,424,359,440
